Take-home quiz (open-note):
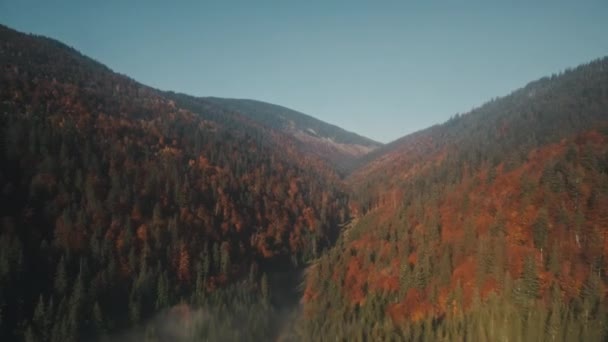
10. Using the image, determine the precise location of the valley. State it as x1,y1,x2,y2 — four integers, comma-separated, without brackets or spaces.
1,23,607,341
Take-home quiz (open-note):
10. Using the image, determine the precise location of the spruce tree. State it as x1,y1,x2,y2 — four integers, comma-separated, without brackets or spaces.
54,256,68,296
522,255,540,303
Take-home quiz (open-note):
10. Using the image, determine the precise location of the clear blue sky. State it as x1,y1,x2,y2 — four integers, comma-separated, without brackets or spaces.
1,1,607,143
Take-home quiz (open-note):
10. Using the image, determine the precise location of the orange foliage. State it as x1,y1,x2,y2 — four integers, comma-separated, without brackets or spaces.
303,207,317,231
389,288,431,323
480,277,499,298
370,268,399,293
353,131,608,326
407,252,417,265
344,257,366,305
451,257,476,308
130,203,142,222
136,224,148,242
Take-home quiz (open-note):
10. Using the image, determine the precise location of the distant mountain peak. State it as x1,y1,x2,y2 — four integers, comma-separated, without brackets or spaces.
202,97,382,173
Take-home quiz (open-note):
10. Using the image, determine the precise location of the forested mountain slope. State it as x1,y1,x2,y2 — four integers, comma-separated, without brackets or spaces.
298,57,608,340
0,24,351,341
202,97,381,173
3,22,608,342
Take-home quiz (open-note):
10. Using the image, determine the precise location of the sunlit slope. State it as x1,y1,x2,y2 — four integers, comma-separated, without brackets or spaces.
299,57,608,341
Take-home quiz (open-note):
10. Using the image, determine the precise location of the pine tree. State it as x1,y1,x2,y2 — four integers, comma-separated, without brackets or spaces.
261,273,270,305
439,248,452,286
581,271,603,324
129,295,141,326
92,301,104,334
152,203,162,226
202,243,211,279
212,242,221,272
547,284,563,341
194,265,206,305
463,219,477,254
399,259,411,294
24,323,36,342
155,272,168,310
414,244,431,289
54,256,68,296
533,209,549,258
33,295,49,339
220,241,231,275
548,244,560,275
522,255,540,303
66,266,85,342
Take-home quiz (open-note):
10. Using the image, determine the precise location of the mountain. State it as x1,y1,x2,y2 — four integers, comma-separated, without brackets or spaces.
0,24,351,341
202,97,382,172
2,22,608,342
298,58,608,340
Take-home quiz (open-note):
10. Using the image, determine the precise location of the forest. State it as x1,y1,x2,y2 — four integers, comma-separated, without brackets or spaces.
1,24,608,341
299,57,608,341
0,24,348,341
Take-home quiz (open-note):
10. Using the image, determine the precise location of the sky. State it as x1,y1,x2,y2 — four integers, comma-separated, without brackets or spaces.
1,1,607,143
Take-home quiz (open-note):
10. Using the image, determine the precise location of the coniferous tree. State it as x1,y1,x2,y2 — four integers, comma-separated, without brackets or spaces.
261,273,270,305
92,301,104,335
54,256,68,296
533,209,549,258
521,255,540,304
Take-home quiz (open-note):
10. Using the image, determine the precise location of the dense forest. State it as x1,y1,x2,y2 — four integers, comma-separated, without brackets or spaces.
0,25,349,341
298,57,608,340
1,24,608,341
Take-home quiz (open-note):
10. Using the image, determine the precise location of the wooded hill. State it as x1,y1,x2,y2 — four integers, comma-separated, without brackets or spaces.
2,23,608,341
298,57,608,341
0,24,353,341
202,97,381,173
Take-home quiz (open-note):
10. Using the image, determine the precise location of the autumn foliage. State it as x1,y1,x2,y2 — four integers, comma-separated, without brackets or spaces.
299,57,608,340
0,24,349,341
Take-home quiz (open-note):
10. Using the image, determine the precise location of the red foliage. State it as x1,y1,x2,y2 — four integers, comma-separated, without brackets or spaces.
344,257,366,305
178,245,191,283
136,224,148,242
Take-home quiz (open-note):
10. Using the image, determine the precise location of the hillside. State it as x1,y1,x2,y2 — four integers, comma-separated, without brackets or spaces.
298,58,608,340
203,97,381,172
0,24,351,341
2,22,608,342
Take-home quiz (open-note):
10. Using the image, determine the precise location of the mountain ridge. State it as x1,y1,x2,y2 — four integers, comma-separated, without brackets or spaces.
202,97,382,173
349,56,608,179
0,23,380,172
